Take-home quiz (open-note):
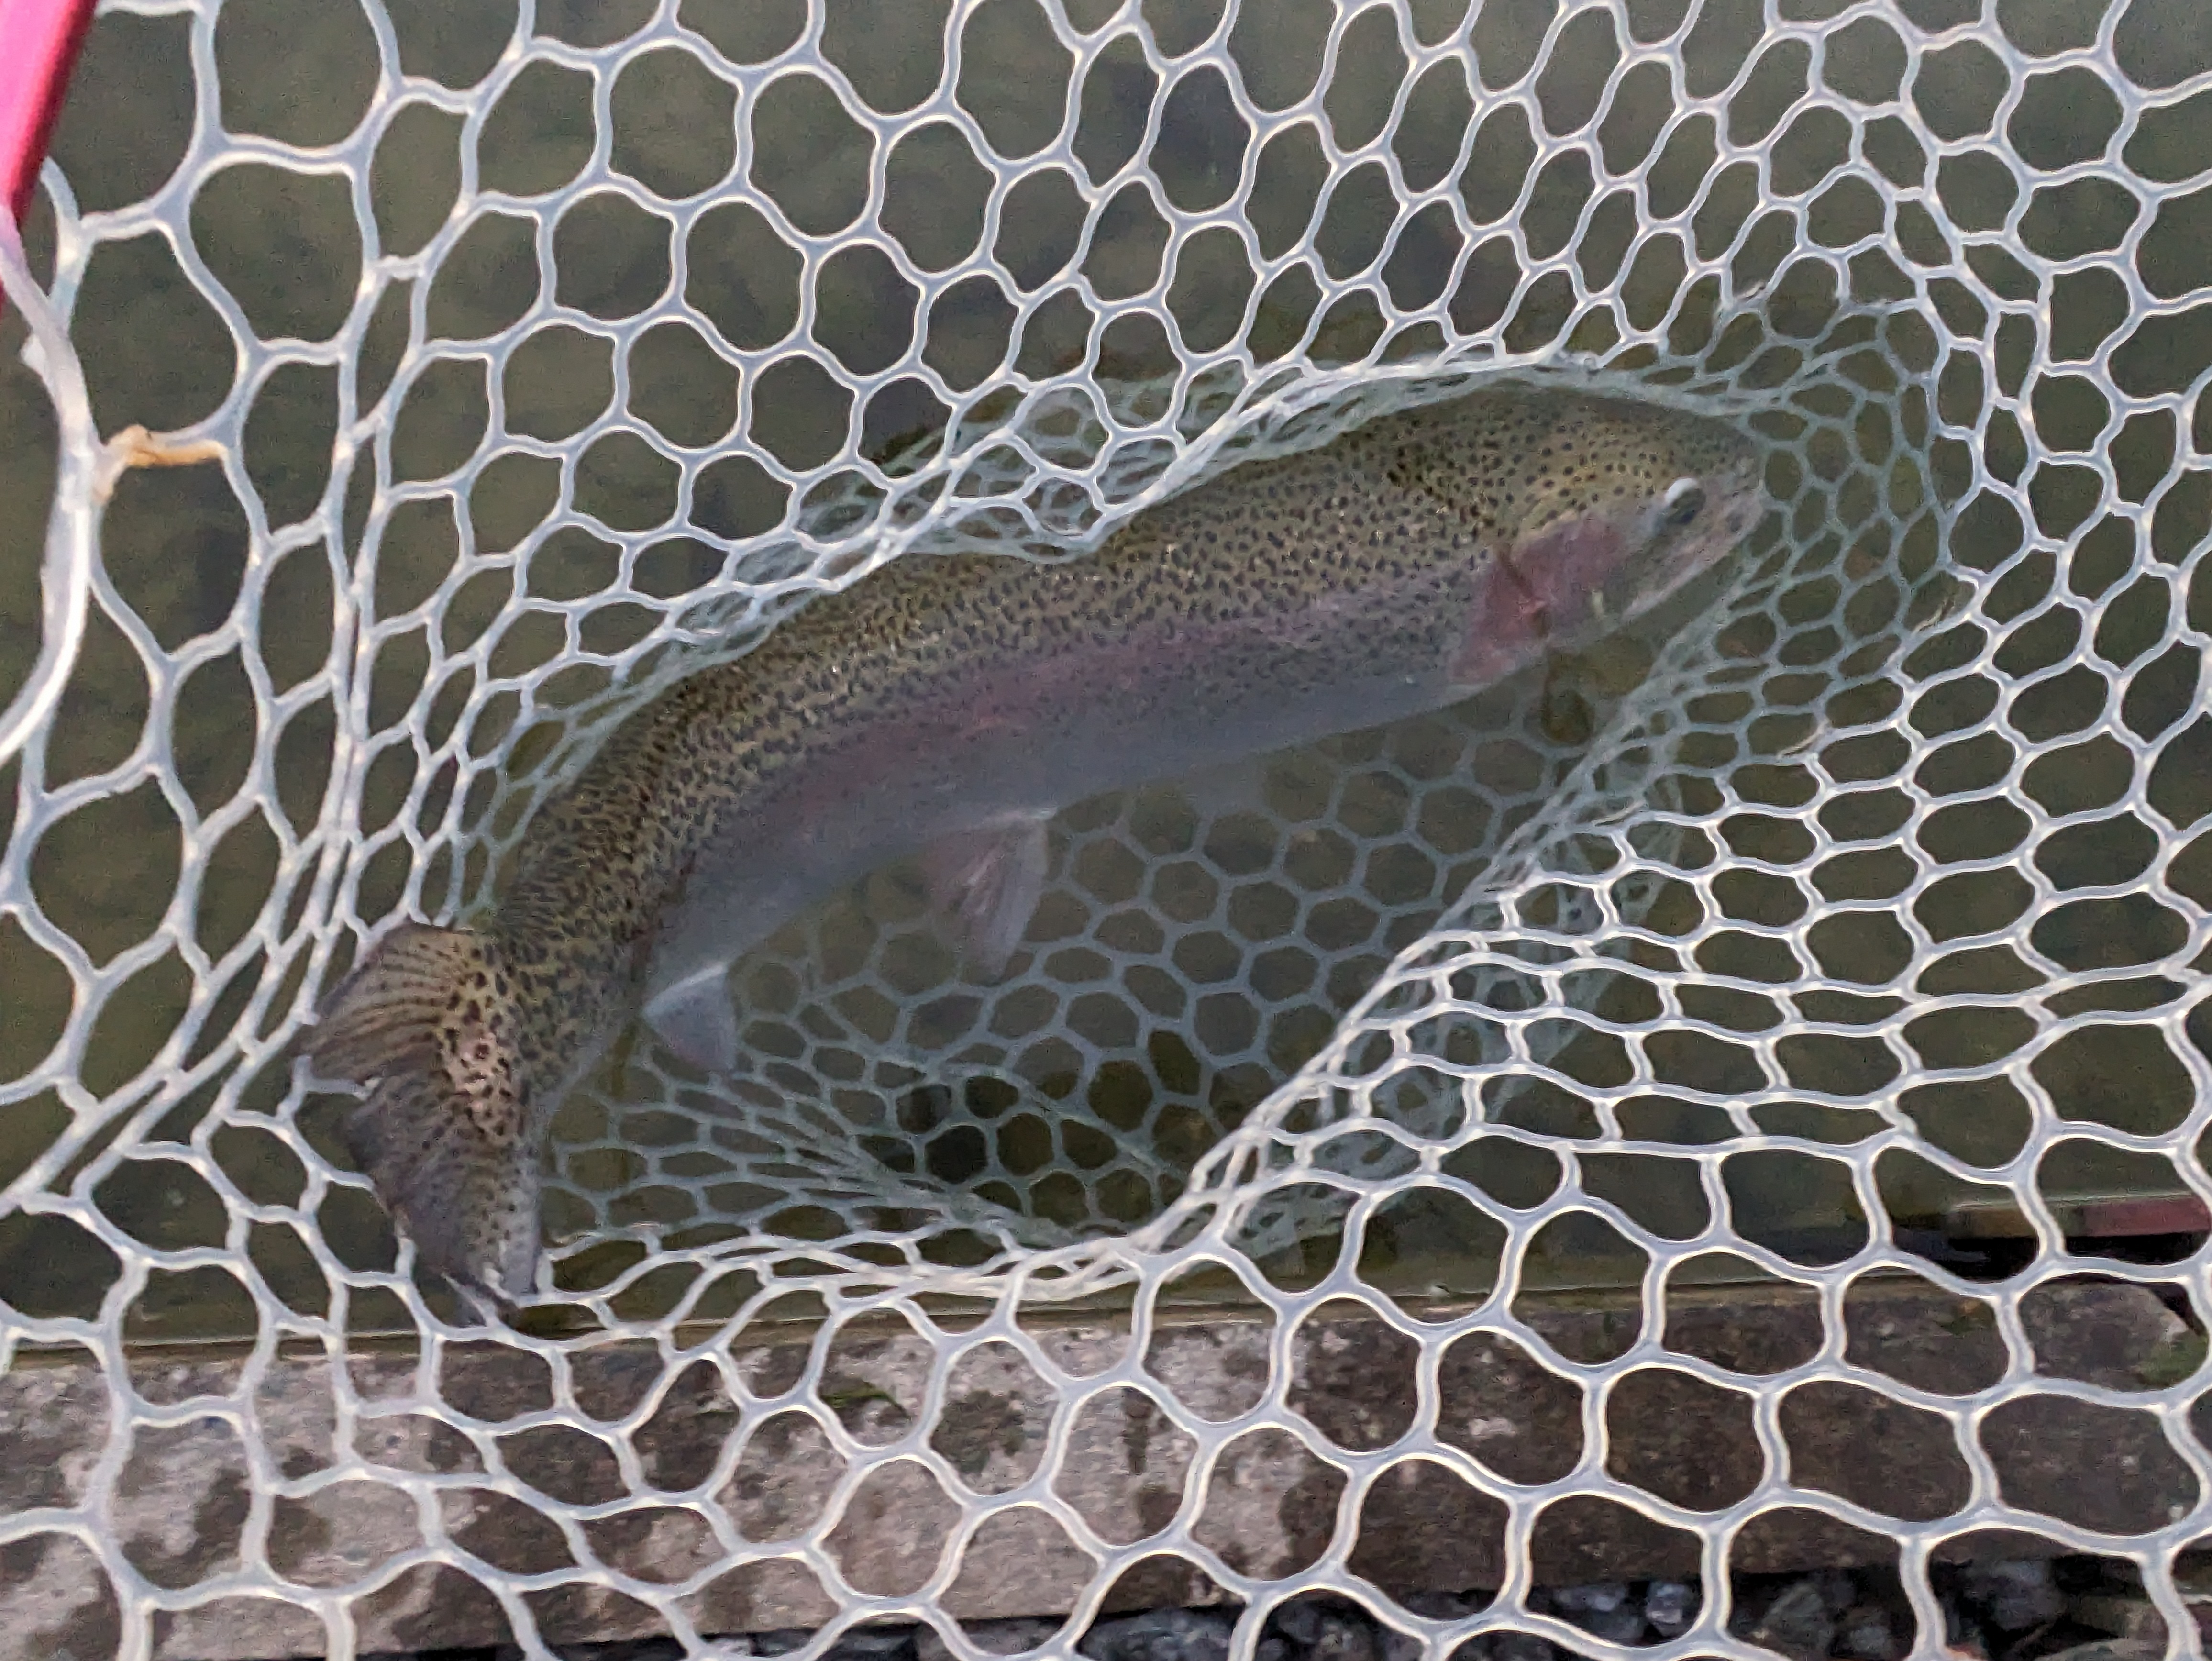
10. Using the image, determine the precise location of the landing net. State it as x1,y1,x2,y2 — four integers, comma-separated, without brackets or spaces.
2,0,2210,1656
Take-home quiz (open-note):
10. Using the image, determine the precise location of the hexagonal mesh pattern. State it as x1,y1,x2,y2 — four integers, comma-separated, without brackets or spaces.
4,0,2212,1656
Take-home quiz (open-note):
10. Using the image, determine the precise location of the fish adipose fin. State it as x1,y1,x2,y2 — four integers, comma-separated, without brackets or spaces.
304,921,539,1305
922,812,1051,980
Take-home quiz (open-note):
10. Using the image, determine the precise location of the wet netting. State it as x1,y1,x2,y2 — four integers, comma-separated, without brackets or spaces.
4,0,2212,1656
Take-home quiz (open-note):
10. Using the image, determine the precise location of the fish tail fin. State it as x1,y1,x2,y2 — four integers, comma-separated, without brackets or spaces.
308,921,483,1076
305,922,539,1303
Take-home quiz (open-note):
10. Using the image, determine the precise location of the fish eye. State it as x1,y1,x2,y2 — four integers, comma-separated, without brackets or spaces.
1660,477,1705,529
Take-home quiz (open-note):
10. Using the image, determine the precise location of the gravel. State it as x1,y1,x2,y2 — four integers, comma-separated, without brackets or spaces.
1643,1581,1696,1639
1080,1610,1236,1661
367,1551,2203,1661
1961,1557,2068,1635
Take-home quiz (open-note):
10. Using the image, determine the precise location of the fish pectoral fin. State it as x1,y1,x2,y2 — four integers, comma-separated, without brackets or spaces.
921,811,1051,982
303,921,539,1305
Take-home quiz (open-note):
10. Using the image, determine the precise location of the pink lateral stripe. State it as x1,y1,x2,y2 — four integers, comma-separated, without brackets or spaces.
0,0,99,226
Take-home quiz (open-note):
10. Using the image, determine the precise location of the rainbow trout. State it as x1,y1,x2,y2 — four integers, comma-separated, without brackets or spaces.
307,387,1761,1300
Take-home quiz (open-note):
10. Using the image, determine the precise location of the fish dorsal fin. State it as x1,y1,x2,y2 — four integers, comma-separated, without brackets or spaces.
921,812,1051,981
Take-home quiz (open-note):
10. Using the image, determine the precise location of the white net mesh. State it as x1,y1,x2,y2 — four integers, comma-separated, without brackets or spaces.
5,0,2212,1654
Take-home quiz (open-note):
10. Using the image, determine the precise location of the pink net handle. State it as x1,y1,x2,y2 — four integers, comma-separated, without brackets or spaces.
0,0,98,229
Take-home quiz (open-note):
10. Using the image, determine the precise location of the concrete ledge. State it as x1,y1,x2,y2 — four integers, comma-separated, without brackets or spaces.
1,1276,2203,1660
